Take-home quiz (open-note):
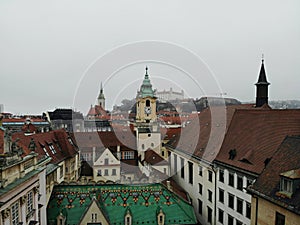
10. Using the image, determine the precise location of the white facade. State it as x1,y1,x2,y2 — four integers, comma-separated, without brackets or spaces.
93,148,121,182
156,88,184,101
169,150,216,225
215,166,255,225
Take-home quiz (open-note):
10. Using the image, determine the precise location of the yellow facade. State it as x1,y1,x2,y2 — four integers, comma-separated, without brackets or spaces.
251,196,300,225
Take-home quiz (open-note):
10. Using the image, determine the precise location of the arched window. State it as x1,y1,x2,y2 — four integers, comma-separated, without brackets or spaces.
124,208,132,225
146,99,150,107
56,212,66,225
157,208,165,225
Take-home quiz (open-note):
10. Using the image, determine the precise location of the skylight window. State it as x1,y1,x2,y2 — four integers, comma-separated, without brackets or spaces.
42,147,49,156
49,144,56,154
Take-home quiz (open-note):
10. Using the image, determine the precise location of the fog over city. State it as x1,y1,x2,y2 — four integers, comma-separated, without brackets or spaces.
0,0,299,114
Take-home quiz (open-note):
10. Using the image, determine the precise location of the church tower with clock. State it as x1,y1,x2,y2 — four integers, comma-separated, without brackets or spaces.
135,67,161,158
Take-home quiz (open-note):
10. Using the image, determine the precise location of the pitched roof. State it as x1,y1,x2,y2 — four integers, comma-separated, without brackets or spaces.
248,136,300,214
87,105,107,117
256,60,270,85
215,109,300,174
144,149,168,166
48,109,84,120
12,129,78,164
168,104,255,162
47,183,197,225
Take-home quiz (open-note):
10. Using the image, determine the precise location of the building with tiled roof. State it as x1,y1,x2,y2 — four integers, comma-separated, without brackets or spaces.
12,129,80,203
47,183,197,225
247,136,300,224
0,128,51,225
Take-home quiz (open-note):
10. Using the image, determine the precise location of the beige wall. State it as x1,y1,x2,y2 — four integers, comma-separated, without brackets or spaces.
79,200,109,225
251,196,300,225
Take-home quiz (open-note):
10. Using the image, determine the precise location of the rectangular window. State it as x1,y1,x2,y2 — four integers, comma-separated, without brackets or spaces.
228,215,234,225
27,191,33,214
97,170,102,176
237,176,243,191
180,157,185,179
236,198,243,214
198,199,202,215
219,169,224,183
60,165,64,179
208,170,213,182
219,188,224,203
199,166,203,176
275,212,285,225
228,173,234,187
188,161,193,184
104,158,109,165
11,202,19,225
281,178,293,193
208,190,212,202
104,169,108,176
124,151,134,160
247,179,253,187
218,208,224,224
236,220,243,225
228,193,234,209
207,207,212,224
112,169,116,176
246,202,251,219
174,154,177,174
42,147,49,156
198,183,203,195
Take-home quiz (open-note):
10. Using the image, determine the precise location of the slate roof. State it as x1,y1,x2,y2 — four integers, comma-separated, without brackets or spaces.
215,109,300,175
48,109,84,120
47,183,196,225
167,104,255,162
247,136,300,214
144,149,169,166
11,129,78,164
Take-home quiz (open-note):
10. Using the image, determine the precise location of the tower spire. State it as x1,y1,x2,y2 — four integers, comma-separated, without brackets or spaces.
97,81,105,109
255,57,270,107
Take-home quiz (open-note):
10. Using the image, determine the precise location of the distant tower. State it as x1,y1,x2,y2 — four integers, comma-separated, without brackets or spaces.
97,82,105,109
255,57,270,107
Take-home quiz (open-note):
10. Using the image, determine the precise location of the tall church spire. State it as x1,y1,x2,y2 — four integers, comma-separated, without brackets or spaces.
255,57,270,107
97,82,105,109
137,67,155,98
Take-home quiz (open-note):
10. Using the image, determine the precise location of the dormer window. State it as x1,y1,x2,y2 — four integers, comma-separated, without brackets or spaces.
280,177,293,193
57,212,66,225
124,208,132,225
157,208,165,225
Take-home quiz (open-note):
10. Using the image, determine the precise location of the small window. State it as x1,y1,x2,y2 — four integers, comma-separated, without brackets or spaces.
27,191,33,214
208,190,212,202
180,158,185,179
208,170,213,182
228,193,234,209
246,202,251,219
198,166,203,176
198,199,202,215
280,178,293,193
104,158,109,165
275,212,285,225
142,144,145,150
236,198,243,214
228,215,234,225
11,202,19,225
219,188,224,203
237,176,243,191
104,169,108,176
97,170,102,176
228,173,234,187
146,99,150,107
188,161,193,184
112,169,116,176
207,207,212,224
219,169,224,183
198,183,203,195
218,208,224,224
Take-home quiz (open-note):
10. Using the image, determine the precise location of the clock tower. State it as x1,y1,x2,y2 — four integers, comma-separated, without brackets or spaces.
135,67,161,158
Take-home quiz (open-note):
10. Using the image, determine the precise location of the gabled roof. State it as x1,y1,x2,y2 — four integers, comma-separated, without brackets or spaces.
168,104,255,162
143,149,168,166
12,129,78,164
87,105,107,117
47,183,197,225
248,136,300,214
215,109,300,174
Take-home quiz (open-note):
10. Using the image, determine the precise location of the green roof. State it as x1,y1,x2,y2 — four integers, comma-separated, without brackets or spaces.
47,183,196,225
138,67,155,98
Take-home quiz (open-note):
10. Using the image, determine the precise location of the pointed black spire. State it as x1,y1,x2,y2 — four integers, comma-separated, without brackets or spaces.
255,57,270,107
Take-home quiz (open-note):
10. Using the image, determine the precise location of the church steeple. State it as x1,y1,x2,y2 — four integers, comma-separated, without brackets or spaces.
97,82,105,109
137,67,155,98
255,57,270,107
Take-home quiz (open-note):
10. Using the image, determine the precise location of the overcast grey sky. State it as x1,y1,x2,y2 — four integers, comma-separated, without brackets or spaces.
0,0,299,114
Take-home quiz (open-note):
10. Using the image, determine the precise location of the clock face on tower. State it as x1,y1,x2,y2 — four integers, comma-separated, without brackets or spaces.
144,106,151,114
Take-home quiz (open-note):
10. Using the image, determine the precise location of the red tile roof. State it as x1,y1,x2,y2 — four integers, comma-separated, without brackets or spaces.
87,105,107,118
168,104,255,162
248,136,300,214
215,109,300,174
12,129,78,164
143,149,168,166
